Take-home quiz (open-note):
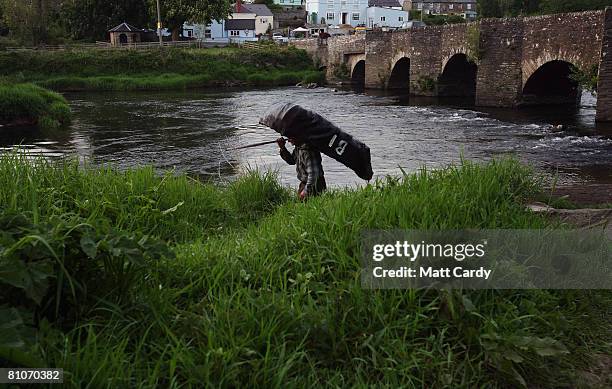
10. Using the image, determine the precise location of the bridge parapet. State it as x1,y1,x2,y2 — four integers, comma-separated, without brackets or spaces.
326,35,366,81
291,35,366,81
291,38,329,69
292,9,612,122
521,10,603,87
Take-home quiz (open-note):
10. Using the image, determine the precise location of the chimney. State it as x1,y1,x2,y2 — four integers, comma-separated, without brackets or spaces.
235,0,242,13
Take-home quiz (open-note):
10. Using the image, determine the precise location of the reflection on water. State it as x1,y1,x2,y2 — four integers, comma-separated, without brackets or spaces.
0,87,610,191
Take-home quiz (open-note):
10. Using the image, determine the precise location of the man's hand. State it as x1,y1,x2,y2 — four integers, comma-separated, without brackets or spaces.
299,190,307,200
276,137,286,148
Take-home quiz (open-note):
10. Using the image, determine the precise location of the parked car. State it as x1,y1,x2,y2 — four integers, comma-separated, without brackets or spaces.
400,21,427,29
272,33,289,43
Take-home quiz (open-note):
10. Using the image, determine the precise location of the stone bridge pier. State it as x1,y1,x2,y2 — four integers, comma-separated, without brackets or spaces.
292,8,612,122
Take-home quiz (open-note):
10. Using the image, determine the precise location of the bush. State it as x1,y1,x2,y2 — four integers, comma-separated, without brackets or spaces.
0,211,173,367
424,14,467,25
0,83,71,128
226,170,291,220
0,36,19,50
246,73,268,86
301,70,326,85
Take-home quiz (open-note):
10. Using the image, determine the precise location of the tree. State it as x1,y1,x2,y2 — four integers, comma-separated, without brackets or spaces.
0,3,7,36
253,0,282,12
62,0,151,42
476,0,609,18
153,0,232,41
539,0,610,14
478,0,503,17
0,0,63,45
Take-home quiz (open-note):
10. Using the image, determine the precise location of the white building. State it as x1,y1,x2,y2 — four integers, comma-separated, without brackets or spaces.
225,19,258,41
234,3,274,36
182,19,257,42
306,0,407,27
182,23,223,40
182,3,272,42
306,0,369,26
367,6,408,28
366,0,407,27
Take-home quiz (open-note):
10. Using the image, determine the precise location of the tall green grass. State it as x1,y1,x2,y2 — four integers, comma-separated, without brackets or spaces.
0,154,610,387
0,47,325,91
0,83,71,128
36,70,324,91
0,154,290,242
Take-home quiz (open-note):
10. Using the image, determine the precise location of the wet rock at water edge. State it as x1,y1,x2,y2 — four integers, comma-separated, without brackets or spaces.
295,82,318,88
552,124,566,131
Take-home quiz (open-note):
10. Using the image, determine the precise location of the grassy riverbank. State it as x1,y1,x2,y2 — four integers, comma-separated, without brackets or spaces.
0,47,324,91
1,154,610,387
0,83,71,128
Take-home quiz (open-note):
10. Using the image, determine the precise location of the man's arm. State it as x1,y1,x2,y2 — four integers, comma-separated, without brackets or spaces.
277,138,296,165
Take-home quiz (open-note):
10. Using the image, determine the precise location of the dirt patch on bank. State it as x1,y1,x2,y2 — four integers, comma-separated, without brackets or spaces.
548,183,612,207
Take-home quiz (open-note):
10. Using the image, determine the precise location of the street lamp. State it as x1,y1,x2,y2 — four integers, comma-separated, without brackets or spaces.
156,0,163,46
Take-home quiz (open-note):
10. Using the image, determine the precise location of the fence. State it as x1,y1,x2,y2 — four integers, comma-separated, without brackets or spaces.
2,40,232,52
0,39,296,52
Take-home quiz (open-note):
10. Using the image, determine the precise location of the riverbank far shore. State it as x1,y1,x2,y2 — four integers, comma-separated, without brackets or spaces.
1,154,610,387
0,46,324,92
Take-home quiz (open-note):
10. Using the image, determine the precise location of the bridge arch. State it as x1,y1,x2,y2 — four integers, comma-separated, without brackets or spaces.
441,46,470,72
387,57,410,90
521,60,581,106
522,52,586,89
346,53,365,73
351,60,366,89
437,53,477,97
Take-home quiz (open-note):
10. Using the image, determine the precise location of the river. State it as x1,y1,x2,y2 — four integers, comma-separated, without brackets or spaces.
1,87,611,201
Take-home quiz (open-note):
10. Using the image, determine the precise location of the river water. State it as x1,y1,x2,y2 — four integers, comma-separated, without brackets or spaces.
1,87,611,197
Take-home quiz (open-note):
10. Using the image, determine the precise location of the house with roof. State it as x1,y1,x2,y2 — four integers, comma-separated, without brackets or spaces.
108,22,144,46
371,0,403,9
233,3,274,35
182,19,257,42
403,0,477,20
306,0,368,26
367,0,409,28
183,2,272,42
306,0,408,28
225,19,258,41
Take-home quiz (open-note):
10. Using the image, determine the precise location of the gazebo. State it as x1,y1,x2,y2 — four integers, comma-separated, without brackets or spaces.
291,27,310,38
108,22,143,46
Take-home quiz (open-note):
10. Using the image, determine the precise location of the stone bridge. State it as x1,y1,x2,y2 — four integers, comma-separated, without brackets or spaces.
292,8,612,122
